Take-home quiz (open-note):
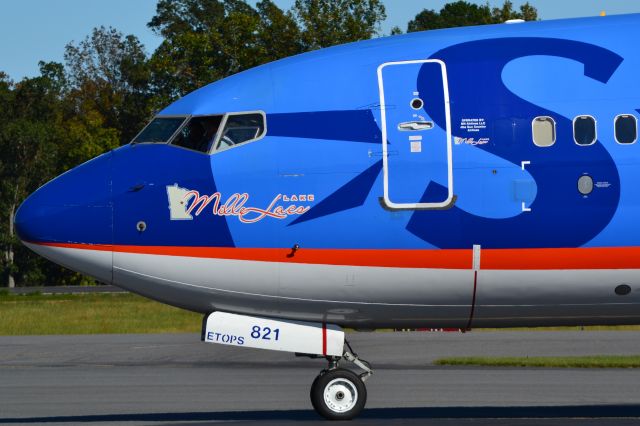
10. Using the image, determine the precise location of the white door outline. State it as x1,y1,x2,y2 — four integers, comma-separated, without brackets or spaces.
377,59,454,210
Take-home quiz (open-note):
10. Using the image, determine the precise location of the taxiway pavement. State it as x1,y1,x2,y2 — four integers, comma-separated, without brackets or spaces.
1,331,640,425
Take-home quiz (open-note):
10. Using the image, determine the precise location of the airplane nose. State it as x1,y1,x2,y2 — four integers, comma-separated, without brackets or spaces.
14,152,113,284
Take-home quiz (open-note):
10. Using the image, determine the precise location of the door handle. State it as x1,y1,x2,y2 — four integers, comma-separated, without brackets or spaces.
397,121,434,131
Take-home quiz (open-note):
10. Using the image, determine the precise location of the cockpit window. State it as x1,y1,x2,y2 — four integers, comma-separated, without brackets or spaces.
134,112,266,154
215,113,266,152
171,115,223,153
132,117,186,144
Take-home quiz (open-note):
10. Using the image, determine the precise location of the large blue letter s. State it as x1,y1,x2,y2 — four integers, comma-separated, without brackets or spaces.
408,38,623,249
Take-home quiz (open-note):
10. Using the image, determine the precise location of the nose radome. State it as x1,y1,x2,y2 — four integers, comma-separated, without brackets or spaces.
15,152,114,284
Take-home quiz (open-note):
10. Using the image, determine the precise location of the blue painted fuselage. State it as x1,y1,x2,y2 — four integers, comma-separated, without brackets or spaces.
122,15,639,252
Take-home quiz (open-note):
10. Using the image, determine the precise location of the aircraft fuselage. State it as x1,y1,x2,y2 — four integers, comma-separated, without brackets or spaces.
16,14,640,329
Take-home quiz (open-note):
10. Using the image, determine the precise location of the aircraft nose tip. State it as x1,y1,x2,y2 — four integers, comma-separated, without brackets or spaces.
15,153,113,245
14,193,41,244
15,152,114,283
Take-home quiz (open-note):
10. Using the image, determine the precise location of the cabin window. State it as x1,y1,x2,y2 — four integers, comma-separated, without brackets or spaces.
532,116,556,147
214,112,266,152
615,114,638,144
171,115,223,153
132,117,186,144
573,115,597,146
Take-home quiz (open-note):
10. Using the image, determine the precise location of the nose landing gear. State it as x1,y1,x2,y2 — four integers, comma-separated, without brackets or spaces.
310,342,373,420
202,312,371,419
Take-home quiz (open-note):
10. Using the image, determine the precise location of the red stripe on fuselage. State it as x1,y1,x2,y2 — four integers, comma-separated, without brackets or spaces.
33,242,640,270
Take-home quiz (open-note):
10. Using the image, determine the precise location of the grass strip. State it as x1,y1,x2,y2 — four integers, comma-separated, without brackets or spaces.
434,355,640,368
0,292,201,335
3,291,640,336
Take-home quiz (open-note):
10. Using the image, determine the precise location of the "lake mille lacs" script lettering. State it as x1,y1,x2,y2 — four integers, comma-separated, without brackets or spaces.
166,184,313,223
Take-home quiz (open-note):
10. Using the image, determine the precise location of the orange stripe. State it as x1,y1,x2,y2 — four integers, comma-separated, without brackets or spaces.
38,242,114,252
34,242,640,270
121,246,472,268
482,247,640,270
37,242,471,268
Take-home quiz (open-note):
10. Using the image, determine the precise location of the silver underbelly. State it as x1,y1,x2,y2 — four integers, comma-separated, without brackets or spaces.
109,250,640,328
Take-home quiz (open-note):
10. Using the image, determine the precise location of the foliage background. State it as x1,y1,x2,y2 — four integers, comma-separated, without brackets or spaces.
0,0,536,287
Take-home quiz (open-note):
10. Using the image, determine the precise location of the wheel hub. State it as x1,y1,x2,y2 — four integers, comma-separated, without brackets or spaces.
323,378,358,413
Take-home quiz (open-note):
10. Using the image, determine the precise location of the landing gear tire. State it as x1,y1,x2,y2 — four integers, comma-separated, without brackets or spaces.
310,368,367,420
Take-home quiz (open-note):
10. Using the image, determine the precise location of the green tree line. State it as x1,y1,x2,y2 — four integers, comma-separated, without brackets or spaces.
0,0,536,287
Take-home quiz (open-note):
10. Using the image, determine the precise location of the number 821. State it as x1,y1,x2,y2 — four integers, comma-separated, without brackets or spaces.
250,325,280,341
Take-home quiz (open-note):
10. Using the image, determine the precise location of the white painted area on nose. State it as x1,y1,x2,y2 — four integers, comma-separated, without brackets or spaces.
23,242,113,284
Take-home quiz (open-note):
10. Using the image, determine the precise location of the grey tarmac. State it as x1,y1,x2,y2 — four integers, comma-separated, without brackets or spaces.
1,331,640,425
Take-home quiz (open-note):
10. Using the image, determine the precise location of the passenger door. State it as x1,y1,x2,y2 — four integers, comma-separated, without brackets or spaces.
377,59,453,209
